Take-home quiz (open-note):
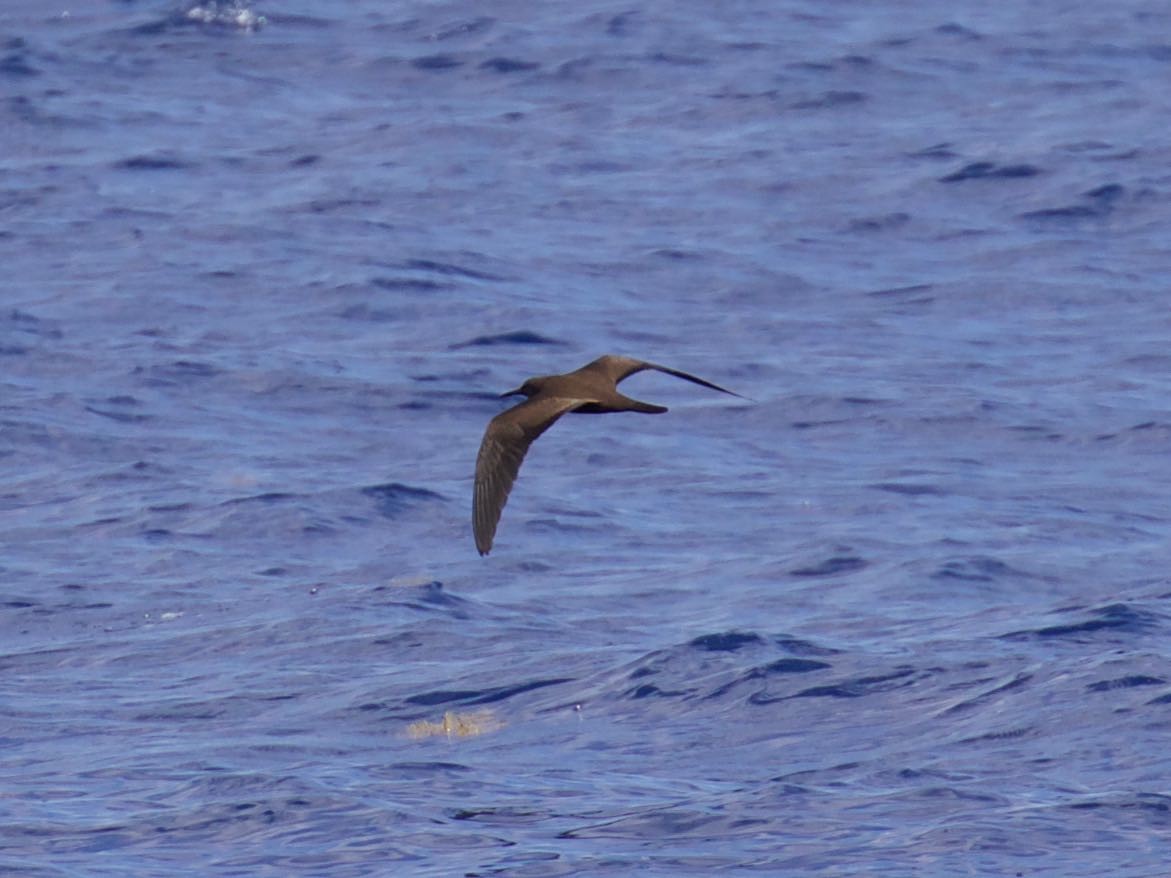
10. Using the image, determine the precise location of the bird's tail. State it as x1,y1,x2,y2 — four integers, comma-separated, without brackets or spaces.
622,396,668,414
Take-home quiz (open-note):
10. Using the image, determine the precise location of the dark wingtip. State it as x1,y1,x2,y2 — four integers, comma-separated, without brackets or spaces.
707,382,750,402
705,380,750,401
643,361,749,401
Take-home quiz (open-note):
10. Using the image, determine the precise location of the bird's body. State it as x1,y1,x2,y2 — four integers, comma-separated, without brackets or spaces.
473,354,742,555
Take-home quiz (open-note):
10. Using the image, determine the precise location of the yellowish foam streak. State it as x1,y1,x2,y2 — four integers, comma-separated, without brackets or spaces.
407,709,500,739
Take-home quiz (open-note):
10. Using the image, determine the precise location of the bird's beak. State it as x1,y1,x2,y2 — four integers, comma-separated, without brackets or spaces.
500,387,525,398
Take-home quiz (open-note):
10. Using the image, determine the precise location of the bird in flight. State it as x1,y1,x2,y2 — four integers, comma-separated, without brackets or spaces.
473,354,743,555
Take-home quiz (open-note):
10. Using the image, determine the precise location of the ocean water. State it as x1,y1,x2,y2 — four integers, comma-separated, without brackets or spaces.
3,0,1171,875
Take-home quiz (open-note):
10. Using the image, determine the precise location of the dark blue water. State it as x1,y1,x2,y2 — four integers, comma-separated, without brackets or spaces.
3,1,1171,875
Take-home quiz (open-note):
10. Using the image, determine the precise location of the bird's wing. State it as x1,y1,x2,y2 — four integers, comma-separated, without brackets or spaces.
588,354,745,399
473,396,585,555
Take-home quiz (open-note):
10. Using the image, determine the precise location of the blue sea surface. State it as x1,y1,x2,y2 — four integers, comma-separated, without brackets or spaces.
3,0,1171,875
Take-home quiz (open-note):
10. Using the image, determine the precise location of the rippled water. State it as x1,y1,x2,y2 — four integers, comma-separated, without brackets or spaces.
3,1,1171,875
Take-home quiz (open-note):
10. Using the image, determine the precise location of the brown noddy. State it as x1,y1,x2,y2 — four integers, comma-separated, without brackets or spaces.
473,354,743,555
